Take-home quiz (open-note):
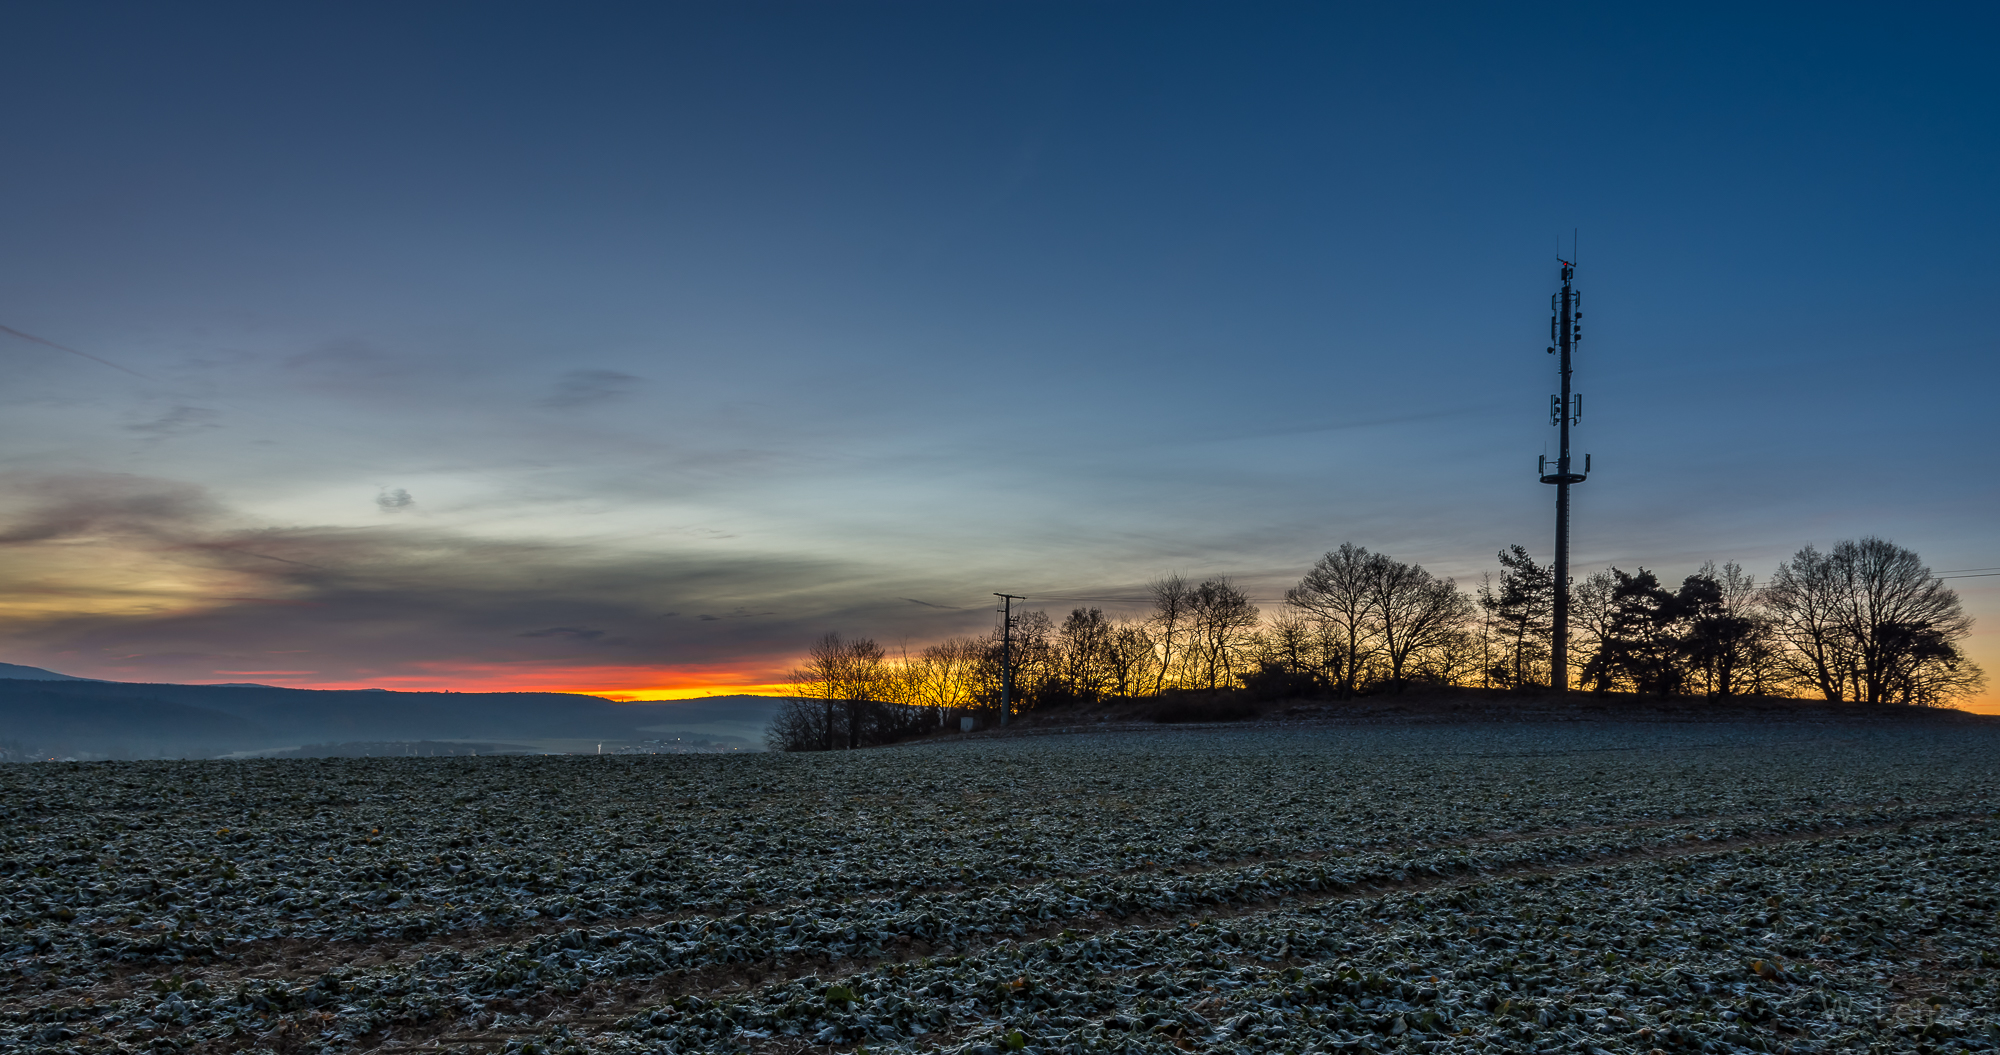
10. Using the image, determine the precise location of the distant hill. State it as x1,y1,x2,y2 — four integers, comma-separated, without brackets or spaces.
0,662,97,682
0,677,788,759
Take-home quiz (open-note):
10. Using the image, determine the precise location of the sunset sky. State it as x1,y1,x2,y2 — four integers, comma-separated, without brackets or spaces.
1,4,1994,708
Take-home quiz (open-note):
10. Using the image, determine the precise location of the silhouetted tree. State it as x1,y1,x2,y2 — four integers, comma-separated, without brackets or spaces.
1184,577,1260,689
1367,557,1475,693
840,637,887,748
1585,569,1690,696
773,633,893,751
1104,621,1159,697
1872,621,1979,706
770,536,1981,745
1054,607,1116,703
763,698,824,752
1147,574,1194,694
1765,538,1982,705
1254,613,1320,682
1679,561,1771,697
1403,621,1480,687
1570,569,1619,692
1286,543,1377,698
1478,546,1553,688
908,635,983,723
1011,610,1058,706
797,633,847,751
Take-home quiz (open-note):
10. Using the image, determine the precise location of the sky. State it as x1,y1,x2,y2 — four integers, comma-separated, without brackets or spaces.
0,3,1994,708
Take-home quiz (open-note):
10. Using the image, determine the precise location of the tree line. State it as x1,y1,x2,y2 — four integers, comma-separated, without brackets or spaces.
767,535,1983,750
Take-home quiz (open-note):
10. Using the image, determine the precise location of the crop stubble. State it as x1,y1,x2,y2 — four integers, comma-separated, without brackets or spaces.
2,723,1997,1053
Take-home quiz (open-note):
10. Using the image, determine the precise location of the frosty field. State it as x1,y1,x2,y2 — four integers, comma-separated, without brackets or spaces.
3,721,1997,1054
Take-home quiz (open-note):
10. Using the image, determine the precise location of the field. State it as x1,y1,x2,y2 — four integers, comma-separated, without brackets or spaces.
3,721,1998,1054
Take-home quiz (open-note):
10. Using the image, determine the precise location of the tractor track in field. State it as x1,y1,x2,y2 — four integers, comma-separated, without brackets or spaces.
13,793,1976,1009
81,806,1993,1055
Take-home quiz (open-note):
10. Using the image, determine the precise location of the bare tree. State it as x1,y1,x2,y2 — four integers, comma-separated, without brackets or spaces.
1366,557,1475,693
1245,611,1344,698
1183,577,1261,689
841,637,889,747
764,696,828,752
1008,610,1057,708
787,633,847,751
1474,572,1500,689
1766,544,1871,701
781,632,891,750
1571,569,1619,692
1842,539,1980,705
1406,621,1480,687
910,636,983,723
1713,561,1780,693
1147,574,1194,693
1285,543,1377,698
1258,611,1320,680
1054,607,1117,703
1104,620,1158,698
1765,538,1982,705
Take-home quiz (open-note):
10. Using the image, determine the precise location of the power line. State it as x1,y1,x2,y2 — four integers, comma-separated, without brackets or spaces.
1015,595,1149,603
0,323,155,380
990,594,1293,606
994,594,1023,727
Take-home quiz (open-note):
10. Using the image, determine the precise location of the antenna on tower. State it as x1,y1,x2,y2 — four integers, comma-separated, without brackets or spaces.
1536,249,1591,691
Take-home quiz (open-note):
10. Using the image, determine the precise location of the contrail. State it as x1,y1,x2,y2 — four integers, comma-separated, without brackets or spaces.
902,598,966,610
0,323,155,380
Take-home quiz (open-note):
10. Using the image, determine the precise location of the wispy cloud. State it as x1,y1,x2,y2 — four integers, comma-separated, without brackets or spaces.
520,626,605,640
541,369,640,409
127,406,223,438
0,472,984,690
283,338,414,393
0,473,224,545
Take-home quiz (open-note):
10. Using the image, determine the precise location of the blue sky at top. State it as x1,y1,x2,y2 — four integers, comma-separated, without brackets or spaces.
0,2,1993,699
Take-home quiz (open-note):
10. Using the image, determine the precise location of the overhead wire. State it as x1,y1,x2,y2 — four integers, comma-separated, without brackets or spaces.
0,323,155,380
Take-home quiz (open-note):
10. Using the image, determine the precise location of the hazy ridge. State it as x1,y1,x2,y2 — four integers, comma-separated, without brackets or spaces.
0,676,783,759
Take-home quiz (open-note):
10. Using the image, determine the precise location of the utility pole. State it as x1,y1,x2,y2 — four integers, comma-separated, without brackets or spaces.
994,593,1023,726
1537,254,1589,691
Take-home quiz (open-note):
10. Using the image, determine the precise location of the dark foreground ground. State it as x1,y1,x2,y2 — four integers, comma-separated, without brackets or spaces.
976,686,2000,733
3,722,1997,1054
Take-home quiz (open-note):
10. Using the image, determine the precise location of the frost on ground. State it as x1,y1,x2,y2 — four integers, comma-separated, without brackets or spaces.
2,722,1997,1054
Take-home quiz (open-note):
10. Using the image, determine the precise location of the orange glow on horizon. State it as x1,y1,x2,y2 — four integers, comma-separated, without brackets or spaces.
601,683,799,702
181,660,1998,713
168,660,797,702
117,653,1999,712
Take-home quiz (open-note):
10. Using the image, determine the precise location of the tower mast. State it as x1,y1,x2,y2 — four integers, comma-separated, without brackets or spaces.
1538,257,1588,691
995,593,1023,725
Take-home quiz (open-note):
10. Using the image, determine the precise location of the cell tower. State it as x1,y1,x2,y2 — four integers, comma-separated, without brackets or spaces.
1537,255,1589,692
995,593,1023,726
